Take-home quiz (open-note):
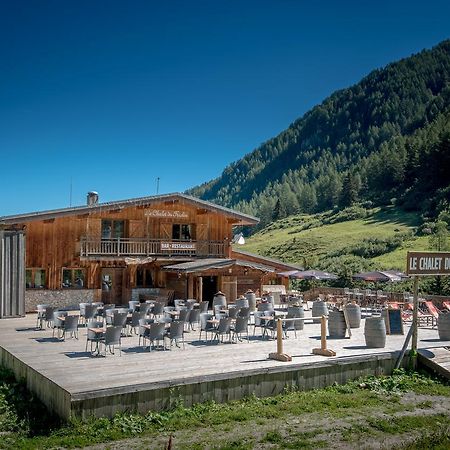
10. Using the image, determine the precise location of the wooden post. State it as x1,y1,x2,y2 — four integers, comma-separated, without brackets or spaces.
198,276,203,302
188,274,194,299
411,276,419,368
269,318,292,362
312,315,336,357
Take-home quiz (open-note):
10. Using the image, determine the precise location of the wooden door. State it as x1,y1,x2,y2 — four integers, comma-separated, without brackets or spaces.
221,276,237,303
101,268,124,305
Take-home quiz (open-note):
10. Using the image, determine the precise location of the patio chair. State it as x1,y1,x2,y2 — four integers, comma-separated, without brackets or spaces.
424,301,440,328
99,326,122,356
128,311,142,335
174,299,185,308
147,322,166,351
79,302,89,318
235,298,249,309
86,320,104,352
199,301,209,313
43,306,56,329
282,317,297,339
36,304,49,329
187,308,200,331
199,313,215,342
227,306,239,320
214,304,226,319
257,302,274,313
185,299,197,310
62,315,79,340
165,321,185,349
238,307,250,320
138,318,154,347
112,311,128,336
263,317,278,339
140,302,153,315
152,302,164,318
128,300,139,313
231,316,249,342
213,317,232,343
177,309,190,331
83,304,98,325
52,310,68,338
253,311,269,336
102,304,116,322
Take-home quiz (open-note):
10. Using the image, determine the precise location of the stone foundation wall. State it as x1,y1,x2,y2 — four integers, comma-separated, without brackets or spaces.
25,289,101,312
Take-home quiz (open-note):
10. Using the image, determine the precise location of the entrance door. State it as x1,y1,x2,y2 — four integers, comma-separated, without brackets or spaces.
101,268,124,305
202,276,217,306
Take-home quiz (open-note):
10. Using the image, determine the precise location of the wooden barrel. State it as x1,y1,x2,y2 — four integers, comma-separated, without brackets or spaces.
245,292,257,312
235,297,249,309
438,313,450,340
212,293,227,309
288,305,305,330
312,300,328,323
364,316,386,348
345,304,361,328
328,311,346,338
288,295,302,305
262,294,274,305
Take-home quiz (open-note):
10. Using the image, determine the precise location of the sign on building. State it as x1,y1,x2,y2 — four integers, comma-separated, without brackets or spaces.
161,242,196,251
406,251,450,276
144,210,189,219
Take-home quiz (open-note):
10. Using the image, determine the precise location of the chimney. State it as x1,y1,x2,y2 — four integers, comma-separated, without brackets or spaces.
87,191,99,206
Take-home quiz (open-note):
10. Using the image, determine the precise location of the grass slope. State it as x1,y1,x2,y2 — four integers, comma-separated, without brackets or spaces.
240,206,423,270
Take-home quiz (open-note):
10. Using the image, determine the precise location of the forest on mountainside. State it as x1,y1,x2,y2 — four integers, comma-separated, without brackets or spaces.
188,39,450,230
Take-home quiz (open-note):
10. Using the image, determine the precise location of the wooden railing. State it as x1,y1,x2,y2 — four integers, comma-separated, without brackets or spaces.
80,237,226,258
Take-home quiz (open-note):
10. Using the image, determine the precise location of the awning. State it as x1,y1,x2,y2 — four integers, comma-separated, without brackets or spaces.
162,258,275,274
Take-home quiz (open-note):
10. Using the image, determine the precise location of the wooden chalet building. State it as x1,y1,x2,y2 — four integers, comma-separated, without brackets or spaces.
0,192,301,312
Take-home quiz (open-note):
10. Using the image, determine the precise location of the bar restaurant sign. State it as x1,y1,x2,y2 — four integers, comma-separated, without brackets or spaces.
161,242,196,251
406,251,450,276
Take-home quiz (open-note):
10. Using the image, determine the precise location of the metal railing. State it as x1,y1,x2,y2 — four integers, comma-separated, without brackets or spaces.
80,237,226,258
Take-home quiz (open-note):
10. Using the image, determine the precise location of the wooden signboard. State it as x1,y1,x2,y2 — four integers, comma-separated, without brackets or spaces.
406,251,450,276
383,309,404,335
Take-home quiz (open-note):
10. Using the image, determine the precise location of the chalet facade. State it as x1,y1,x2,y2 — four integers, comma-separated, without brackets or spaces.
0,192,301,312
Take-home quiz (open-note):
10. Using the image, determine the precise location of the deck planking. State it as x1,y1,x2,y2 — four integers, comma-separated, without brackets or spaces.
1,312,449,418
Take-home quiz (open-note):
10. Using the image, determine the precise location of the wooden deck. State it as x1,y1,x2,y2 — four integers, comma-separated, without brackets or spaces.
418,347,450,380
0,312,449,419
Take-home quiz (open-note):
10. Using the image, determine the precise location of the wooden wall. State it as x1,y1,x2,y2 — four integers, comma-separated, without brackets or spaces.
20,198,235,290
0,231,25,318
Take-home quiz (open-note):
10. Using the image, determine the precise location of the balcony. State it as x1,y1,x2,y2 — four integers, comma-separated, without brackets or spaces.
80,237,226,258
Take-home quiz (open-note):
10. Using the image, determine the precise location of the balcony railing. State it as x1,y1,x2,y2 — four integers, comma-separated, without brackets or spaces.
80,237,226,258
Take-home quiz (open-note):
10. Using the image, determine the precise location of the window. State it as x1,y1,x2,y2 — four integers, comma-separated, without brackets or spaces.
26,269,46,289
101,220,125,239
62,268,86,289
136,268,153,288
172,224,193,240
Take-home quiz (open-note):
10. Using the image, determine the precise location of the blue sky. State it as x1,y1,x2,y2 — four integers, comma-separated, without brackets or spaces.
1,0,449,215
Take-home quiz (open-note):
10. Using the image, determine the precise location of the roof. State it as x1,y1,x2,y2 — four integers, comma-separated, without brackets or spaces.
0,193,259,226
162,258,276,274
231,249,304,271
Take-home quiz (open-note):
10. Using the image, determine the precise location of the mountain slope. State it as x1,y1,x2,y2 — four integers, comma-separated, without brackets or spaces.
188,39,450,227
